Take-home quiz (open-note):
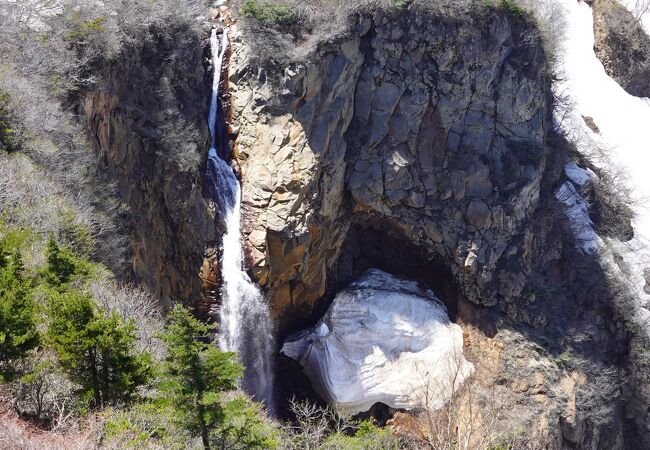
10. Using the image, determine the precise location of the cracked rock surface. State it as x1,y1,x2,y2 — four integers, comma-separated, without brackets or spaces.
230,8,550,331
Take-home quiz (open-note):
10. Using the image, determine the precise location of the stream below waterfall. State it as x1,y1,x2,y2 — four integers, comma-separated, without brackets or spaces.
205,27,275,411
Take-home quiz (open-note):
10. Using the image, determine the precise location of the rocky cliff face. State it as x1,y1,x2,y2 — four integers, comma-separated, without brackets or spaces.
593,0,650,98
230,8,550,332
71,4,640,445
81,23,215,307
229,7,640,446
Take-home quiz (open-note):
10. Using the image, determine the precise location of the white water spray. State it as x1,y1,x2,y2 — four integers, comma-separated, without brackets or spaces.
206,28,275,410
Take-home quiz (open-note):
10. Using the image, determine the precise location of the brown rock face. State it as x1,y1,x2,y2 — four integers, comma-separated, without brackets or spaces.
230,9,551,333
593,0,650,98
81,23,215,307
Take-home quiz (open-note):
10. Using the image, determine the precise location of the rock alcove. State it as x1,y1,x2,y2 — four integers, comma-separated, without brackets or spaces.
229,6,550,416
274,221,468,416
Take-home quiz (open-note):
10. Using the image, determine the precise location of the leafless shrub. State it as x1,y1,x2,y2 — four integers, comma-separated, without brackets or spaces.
0,410,95,450
517,0,567,64
0,0,206,91
0,64,130,274
232,0,478,66
282,398,350,449
3,351,80,433
412,353,504,450
281,397,406,449
586,174,634,241
572,359,624,428
633,0,650,23
90,281,167,361
234,0,563,69
408,350,549,450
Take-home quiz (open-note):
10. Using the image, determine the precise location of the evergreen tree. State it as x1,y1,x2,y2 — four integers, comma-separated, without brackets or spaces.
216,396,279,449
159,306,244,450
0,243,38,379
47,290,152,408
44,236,87,287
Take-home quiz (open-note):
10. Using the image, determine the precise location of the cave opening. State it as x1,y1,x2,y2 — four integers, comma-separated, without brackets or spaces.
274,218,463,420
327,220,460,321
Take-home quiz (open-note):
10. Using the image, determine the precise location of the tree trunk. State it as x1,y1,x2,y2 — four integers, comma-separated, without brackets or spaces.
196,391,210,450
88,348,101,407
202,428,211,450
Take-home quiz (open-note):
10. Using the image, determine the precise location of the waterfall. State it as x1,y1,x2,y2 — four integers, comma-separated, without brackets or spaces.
205,28,276,410
204,29,237,213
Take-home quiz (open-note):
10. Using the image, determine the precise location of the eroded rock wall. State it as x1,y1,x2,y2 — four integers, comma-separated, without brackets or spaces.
593,0,650,98
230,5,636,447
82,23,215,306
230,8,550,331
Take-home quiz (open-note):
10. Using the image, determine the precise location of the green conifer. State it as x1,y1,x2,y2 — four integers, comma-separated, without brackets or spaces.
47,290,152,408
159,306,243,450
0,243,38,379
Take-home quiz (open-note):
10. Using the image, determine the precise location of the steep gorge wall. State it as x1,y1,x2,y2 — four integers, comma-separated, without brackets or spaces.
68,5,640,446
230,8,551,332
81,23,215,306
231,11,638,445
593,0,650,98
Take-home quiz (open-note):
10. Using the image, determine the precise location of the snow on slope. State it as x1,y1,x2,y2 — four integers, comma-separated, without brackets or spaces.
554,0,650,322
555,173,602,254
281,269,473,414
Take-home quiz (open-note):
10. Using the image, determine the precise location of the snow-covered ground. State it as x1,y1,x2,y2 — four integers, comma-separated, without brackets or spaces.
282,269,473,414
554,0,650,327
555,169,602,255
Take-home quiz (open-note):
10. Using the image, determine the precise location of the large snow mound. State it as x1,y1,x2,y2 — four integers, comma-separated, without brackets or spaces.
281,269,473,414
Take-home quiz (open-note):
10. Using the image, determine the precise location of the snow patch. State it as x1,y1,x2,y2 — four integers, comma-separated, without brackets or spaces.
555,0,650,335
555,180,602,254
281,269,473,414
564,161,595,187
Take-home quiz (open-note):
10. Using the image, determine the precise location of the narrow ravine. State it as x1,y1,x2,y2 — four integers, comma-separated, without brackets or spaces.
554,0,650,330
205,27,275,411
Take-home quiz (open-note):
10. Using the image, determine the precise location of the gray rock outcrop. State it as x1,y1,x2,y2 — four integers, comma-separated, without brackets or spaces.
230,8,550,329
593,0,650,98
82,23,215,307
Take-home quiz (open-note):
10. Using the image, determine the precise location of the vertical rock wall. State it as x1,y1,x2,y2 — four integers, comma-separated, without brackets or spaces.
82,24,215,306
230,8,550,331
593,0,650,98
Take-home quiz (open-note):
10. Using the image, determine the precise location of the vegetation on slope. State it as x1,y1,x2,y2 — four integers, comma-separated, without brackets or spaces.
0,0,599,448
234,0,564,67
0,221,278,448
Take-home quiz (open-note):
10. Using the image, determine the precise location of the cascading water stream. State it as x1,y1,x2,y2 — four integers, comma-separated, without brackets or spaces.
205,27,275,411
204,29,237,212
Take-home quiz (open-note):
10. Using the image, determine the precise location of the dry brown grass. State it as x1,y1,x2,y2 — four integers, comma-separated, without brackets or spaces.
0,404,97,450
232,0,477,65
